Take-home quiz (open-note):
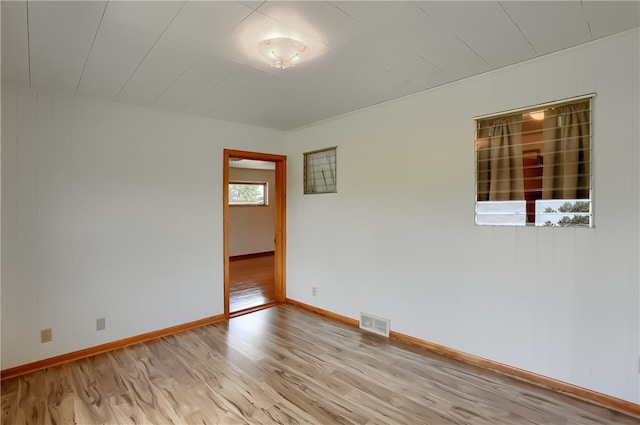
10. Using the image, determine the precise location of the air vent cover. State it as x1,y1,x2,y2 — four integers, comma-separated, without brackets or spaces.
360,312,390,337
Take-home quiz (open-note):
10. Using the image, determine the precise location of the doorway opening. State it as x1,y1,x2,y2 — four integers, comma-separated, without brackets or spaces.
223,149,286,318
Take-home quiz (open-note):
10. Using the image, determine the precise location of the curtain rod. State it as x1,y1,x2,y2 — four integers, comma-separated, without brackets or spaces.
473,93,596,120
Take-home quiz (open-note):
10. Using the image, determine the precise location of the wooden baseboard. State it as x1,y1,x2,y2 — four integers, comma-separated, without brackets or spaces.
0,313,226,381
286,298,640,418
286,298,359,327
229,251,275,262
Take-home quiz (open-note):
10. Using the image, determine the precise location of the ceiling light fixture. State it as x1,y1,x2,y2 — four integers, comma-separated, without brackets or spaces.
529,110,545,120
258,37,309,70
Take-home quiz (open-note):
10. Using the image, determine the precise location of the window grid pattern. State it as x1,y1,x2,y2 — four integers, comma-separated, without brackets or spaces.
304,147,337,194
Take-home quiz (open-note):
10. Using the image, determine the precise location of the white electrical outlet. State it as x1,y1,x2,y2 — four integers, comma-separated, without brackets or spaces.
312,287,319,296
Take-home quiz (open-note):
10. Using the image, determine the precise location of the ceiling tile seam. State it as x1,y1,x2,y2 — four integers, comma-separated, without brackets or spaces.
74,0,109,96
244,1,266,12
115,0,188,99
26,0,31,88
149,57,201,106
327,0,362,23
329,2,372,30
579,1,593,39
498,1,538,56
184,74,234,109
412,3,489,66
348,55,402,77
229,2,265,35
416,55,444,73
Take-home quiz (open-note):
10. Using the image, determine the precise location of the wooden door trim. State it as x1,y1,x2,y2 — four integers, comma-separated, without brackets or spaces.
223,149,286,318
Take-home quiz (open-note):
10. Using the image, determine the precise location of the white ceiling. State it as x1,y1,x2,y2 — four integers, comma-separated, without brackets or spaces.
2,1,639,131
229,158,275,169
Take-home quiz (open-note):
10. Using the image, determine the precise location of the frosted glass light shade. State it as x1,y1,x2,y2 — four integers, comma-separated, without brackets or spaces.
259,38,309,70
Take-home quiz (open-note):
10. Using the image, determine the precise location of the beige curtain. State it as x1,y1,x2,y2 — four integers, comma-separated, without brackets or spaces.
542,101,590,199
476,116,524,201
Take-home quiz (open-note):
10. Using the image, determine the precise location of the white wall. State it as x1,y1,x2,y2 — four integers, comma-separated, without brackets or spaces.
1,86,284,369
1,4,3,358
285,30,640,403
228,167,275,256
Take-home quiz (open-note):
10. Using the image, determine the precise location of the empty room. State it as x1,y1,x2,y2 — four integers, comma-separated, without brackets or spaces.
2,1,640,424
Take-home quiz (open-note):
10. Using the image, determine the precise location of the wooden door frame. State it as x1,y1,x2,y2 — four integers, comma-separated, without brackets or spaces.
223,149,286,318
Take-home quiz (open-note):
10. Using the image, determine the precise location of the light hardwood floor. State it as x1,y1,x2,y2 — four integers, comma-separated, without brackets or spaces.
2,305,638,425
229,253,275,313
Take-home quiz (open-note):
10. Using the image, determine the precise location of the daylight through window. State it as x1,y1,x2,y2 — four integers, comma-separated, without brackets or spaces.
475,97,593,227
229,181,267,206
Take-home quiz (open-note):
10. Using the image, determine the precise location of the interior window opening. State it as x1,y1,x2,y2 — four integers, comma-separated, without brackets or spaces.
475,97,593,227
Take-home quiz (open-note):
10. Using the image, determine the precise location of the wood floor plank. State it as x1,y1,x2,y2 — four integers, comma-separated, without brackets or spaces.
262,403,306,425
17,371,52,425
229,254,275,312
43,369,75,425
2,305,639,425
1,379,20,425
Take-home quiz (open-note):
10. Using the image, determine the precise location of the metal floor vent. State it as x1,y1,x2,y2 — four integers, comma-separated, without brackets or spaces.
359,312,390,337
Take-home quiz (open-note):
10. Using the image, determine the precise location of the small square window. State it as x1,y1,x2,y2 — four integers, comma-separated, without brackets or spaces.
229,181,267,206
304,147,337,194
